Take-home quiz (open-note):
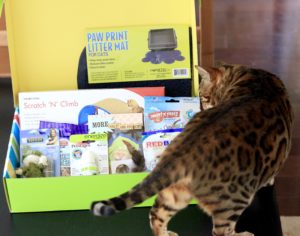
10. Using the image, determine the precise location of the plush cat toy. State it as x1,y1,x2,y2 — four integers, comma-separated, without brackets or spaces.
15,154,48,178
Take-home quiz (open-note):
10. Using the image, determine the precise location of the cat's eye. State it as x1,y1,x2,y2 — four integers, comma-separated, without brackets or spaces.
202,96,210,102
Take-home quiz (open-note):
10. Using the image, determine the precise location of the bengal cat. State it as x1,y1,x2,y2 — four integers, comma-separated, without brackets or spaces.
91,63,293,236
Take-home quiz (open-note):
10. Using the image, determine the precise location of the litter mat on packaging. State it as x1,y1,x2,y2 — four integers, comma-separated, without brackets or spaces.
142,28,185,65
148,28,178,50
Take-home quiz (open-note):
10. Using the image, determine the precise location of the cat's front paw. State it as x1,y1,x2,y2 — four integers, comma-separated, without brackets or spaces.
233,232,254,236
167,231,179,236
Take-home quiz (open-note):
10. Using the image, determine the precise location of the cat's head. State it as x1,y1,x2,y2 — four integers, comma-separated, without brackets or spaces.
196,62,246,109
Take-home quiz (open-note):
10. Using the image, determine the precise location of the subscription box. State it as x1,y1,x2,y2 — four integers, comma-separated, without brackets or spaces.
3,0,199,213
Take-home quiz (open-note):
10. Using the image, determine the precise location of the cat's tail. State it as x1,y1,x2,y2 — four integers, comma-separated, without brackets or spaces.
122,140,146,172
91,155,182,217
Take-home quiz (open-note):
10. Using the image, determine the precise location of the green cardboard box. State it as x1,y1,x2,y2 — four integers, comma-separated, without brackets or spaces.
2,0,199,213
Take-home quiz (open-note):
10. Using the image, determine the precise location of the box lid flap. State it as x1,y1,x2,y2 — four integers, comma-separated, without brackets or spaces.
5,0,199,105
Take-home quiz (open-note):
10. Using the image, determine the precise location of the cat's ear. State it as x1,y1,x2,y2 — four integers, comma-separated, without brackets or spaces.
196,66,223,87
195,66,211,82
195,66,221,82
215,61,229,67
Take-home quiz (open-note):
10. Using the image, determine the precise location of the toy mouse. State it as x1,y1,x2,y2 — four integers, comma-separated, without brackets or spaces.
15,154,48,178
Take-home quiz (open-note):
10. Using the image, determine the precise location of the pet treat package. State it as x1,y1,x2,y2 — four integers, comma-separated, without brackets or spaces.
85,25,191,84
39,121,89,176
19,87,164,130
88,113,143,174
142,129,182,171
20,129,60,177
144,96,200,131
69,133,109,176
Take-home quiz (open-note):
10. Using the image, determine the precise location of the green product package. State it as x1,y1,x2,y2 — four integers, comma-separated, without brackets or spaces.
88,113,144,174
86,25,191,84
69,133,108,176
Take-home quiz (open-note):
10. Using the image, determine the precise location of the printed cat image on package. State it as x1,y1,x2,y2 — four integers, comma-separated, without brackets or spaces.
142,129,182,171
144,96,200,131
69,133,108,176
109,134,141,174
20,129,60,177
88,113,143,174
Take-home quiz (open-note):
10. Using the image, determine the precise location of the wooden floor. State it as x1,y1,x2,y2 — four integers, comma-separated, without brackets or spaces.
214,0,300,215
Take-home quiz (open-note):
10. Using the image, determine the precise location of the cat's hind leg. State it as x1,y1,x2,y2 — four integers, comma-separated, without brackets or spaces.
212,218,254,236
212,208,254,236
149,183,192,236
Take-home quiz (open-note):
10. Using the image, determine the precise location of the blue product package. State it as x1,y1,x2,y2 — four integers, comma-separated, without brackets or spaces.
39,121,88,176
144,96,200,132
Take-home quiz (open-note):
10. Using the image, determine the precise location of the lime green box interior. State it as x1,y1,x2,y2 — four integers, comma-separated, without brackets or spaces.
3,0,199,213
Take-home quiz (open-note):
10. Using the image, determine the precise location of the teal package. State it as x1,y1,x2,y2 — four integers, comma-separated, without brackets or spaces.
144,96,200,132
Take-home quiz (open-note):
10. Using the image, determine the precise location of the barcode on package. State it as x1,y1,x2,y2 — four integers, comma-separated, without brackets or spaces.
173,68,188,77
